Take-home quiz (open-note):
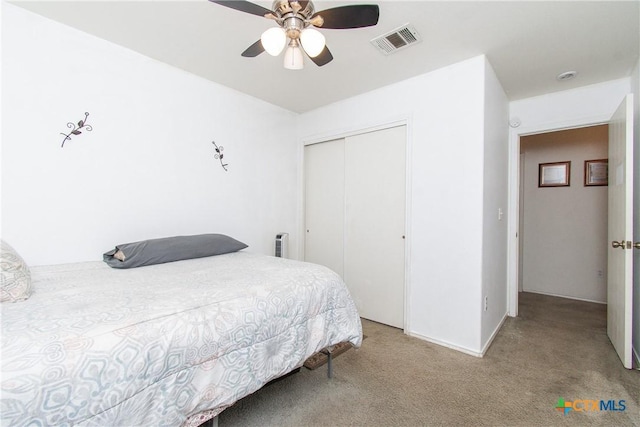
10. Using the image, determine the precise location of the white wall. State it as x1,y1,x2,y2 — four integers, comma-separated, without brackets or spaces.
0,2,4,244
298,55,504,355
520,126,609,303
507,78,632,315
480,60,509,350
509,79,632,133
1,4,299,265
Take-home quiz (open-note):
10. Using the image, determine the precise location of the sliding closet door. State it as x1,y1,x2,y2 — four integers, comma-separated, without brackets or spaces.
304,139,345,277
344,126,406,328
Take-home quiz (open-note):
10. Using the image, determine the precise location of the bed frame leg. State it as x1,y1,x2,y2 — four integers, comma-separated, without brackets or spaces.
319,346,335,378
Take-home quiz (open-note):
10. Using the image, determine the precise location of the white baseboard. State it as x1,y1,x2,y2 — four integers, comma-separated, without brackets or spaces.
480,312,509,356
633,346,640,370
407,331,483,358
408,312,509,358
523,289,606,305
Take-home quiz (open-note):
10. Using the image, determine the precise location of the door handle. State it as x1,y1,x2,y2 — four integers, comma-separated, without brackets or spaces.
611,240,627,249
634,242,640,250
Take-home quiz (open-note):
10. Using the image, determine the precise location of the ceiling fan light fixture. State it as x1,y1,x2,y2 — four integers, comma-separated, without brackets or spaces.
284,43,304,70
261,27,286,56
300,27,325,58
211,0,381,68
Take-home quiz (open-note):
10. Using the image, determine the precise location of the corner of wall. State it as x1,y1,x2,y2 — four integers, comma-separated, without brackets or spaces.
480,56,510,351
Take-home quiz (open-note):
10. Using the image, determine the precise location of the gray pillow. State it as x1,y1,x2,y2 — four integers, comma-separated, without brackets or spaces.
103,234,248,269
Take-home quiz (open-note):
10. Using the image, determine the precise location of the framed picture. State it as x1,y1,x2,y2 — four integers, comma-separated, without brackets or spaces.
584,159,608,186
538,161,570,187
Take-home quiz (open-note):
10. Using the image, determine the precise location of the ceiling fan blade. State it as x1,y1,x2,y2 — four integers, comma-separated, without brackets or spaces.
241,40,265,57
309,45,333,67
208,0,273,18
312,5,379,29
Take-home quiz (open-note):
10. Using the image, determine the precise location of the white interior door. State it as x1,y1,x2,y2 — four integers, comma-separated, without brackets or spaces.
607,94,634,369
344,126,406,328
304,139,345,277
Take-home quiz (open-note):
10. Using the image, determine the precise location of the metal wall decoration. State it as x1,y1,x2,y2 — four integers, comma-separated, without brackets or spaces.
60,112,92,148
211,140,228,171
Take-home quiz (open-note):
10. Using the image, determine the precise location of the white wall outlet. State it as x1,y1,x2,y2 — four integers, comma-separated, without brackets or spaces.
484,296,488,311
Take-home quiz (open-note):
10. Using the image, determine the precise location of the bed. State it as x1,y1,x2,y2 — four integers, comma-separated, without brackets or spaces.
0,249,362,426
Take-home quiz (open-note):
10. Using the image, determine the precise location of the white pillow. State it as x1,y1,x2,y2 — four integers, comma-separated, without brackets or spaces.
1,240,32,302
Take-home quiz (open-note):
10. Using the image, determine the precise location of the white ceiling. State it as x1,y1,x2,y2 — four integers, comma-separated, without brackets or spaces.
10,0,640,113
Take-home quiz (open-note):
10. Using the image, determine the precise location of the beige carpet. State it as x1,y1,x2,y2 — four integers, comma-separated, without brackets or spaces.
217,292,639,426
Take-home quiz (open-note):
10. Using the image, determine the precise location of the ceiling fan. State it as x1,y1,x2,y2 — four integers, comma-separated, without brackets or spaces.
209,0,380,69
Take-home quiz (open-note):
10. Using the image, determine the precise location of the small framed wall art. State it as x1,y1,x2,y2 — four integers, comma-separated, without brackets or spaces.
584,159,608,186
538,161,571,187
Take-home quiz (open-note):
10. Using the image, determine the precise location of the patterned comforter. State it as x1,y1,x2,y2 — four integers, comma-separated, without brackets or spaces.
0,252,362,426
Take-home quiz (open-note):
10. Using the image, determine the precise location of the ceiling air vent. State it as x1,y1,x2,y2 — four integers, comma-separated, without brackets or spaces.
371,24,422,55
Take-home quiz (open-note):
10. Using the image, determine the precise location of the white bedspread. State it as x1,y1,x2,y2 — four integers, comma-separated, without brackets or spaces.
0,252,362,426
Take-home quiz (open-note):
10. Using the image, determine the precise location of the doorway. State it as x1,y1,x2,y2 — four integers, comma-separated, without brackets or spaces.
518,125,609,303
507,93,635,369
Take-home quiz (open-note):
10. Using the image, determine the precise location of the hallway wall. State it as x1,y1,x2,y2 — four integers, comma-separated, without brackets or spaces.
520,125,608,302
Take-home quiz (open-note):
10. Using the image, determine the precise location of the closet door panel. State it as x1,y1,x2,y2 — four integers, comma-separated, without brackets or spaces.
303,139,345,277
344,126,406,328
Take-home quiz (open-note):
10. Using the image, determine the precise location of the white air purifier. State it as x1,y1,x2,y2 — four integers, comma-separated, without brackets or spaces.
275,233,289,258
